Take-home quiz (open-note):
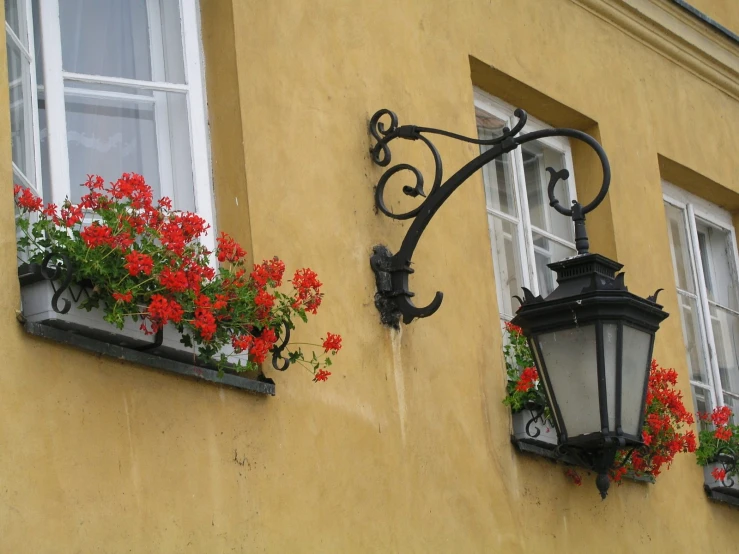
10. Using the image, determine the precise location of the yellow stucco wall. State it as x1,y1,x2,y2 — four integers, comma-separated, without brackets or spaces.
1,0,739,552
688,0,739,33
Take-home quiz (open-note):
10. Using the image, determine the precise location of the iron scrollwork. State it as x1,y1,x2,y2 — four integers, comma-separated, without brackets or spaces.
368,108,611,327
711,446,738,488
523,404,551,440
21,251,165,350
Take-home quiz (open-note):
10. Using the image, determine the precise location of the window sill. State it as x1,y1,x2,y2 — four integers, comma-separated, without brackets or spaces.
510,411,654,484
21,320,275,396
18,265,274,396
703,463,739,508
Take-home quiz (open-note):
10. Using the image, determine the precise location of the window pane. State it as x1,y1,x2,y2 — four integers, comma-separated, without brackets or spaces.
692,386,712,427
5,0,27,46
488,214,525,318
696,221,739,311
64,83,193,208
679,294,711,384
59,0,185,84
664,202,696,294
7,35,36,188
477,109,517,217
723,394,739,425
521,141,573,243
712,305,739,397
532,231,576,297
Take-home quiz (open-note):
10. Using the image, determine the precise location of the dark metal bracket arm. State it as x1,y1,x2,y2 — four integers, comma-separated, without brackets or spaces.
368,108,611,327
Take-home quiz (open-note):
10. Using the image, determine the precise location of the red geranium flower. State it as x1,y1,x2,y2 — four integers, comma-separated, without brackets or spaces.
313,369,331,383
322,333,342,354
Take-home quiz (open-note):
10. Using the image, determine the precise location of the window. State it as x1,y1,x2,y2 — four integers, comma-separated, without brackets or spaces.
663,183,739,419
474,90,578,323
5,0,214,249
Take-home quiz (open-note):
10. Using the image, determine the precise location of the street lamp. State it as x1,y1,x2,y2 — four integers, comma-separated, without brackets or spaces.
367,107,669,498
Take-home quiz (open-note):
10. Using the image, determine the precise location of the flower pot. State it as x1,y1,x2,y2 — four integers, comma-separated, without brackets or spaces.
19,269,249,368
511,408,558,446
703,460,739,498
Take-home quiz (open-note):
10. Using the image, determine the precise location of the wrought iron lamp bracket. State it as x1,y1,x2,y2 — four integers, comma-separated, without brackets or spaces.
368,108,611,327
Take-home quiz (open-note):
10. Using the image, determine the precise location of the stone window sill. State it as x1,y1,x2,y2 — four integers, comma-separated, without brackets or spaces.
20,320,275,396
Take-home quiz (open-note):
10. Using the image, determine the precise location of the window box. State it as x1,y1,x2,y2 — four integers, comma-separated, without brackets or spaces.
17,263,273,396
511,408,557,446
703,460,739,501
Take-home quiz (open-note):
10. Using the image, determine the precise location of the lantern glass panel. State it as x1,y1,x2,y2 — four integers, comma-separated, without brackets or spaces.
621,325,652,437
537,325,599,438
603,323,618,431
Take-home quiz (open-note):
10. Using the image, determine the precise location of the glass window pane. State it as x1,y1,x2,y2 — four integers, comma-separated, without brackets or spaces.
696,221,739,311
692,386,712,429
712,305,739,397
521,141,573,243
723,394,739,425
664,202,696,294
64,83,193,209
5,0,27,46
59,0,185,84
678,294,711,384
477,109,517,217
488,215,525,318
7,35,36,188
532,231,576,297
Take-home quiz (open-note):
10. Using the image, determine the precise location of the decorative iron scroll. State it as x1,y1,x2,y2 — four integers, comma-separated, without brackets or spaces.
523,404,550,440
368,108,611,327
712,446,738,488
268,322,292,371
22,251,163,351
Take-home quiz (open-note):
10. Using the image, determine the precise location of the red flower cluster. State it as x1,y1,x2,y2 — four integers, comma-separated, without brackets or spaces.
112,291,133,303
710,405,732,427
251,257,286,288
515,366,538,393
14,184,43,211
159,267,189,293
715,426,733,441
612,360,696,482
504,321,523,335
216,232,246,263
292,268,323,314
314,369,331,383
148,294,184,328
14,175,342,382
322,333,342,354
194,294,217,341
125,251,154,277
712,467,728,482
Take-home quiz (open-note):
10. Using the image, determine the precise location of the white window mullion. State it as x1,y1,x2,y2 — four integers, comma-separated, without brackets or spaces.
146,0,175,202
512,143,537,295
5,23,31,60
687,202,724,408
61,71,189,93
38,0,70,205
24,0,42,198
528,225,576,250
181,0,215,254
486,207,520,227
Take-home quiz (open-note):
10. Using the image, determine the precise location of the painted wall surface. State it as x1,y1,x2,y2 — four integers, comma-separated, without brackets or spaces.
687,0,739,33
1,0,738,552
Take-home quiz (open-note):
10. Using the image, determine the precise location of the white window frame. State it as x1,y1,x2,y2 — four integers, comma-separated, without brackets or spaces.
5,0,42,197
11,0,215,252
474,89,578,320
663,181,739,412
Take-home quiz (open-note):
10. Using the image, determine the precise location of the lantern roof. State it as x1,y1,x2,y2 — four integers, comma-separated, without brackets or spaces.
511,253,668,333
